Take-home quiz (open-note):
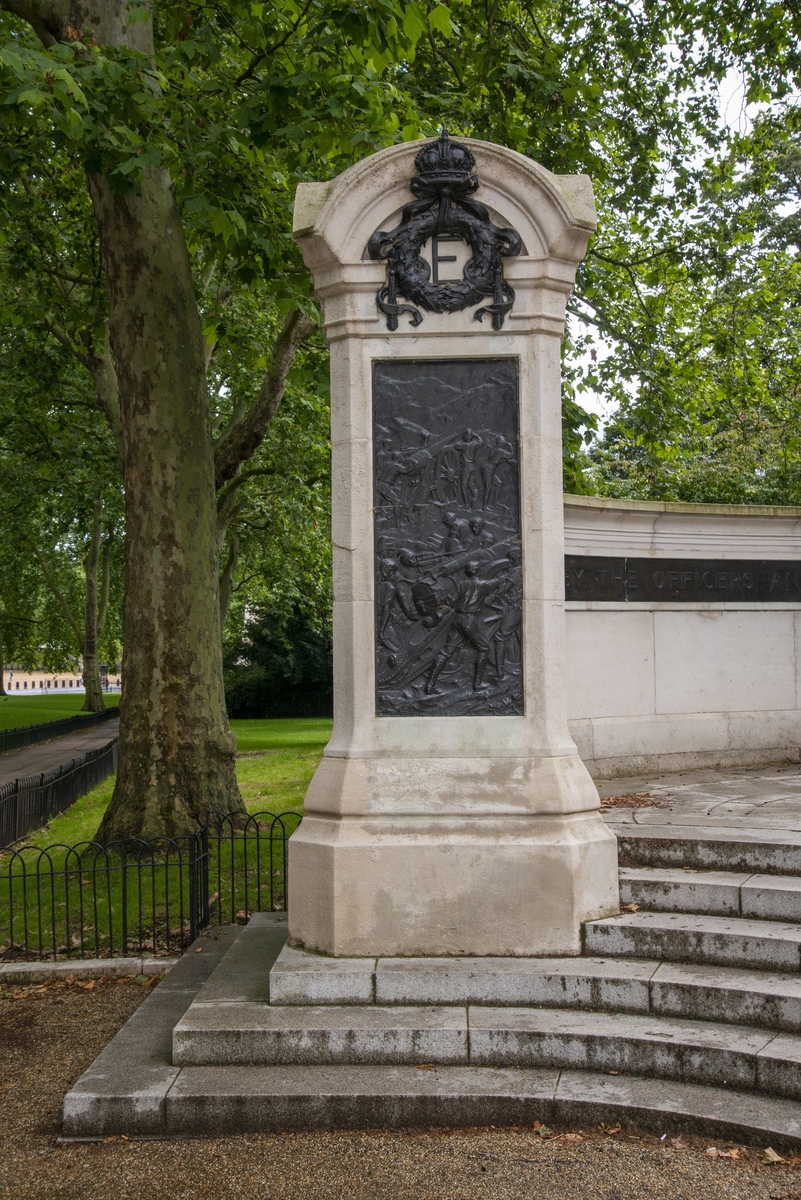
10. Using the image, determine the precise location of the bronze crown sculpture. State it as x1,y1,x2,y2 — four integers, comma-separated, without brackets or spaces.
368,131,523,331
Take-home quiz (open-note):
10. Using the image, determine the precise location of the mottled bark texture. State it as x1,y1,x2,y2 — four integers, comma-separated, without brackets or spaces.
0,626,5,695
91,164,241,840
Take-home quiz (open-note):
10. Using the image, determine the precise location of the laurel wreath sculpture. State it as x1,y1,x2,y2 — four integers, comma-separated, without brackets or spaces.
367,132,523,331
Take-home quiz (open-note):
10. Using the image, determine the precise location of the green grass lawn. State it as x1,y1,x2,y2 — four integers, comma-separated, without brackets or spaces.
0,717,331,958
17,717,332,850
0,694,117,729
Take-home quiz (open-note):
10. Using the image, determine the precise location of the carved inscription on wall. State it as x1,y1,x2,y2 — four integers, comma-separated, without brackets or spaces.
373,358,523,716
565,555,801,602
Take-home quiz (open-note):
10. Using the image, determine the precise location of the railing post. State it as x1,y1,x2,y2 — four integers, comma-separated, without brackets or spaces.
120,842,128,956
200,825,210,930
188,834,198,944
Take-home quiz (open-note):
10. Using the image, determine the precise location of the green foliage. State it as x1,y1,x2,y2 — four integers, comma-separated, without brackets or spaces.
0,322,123,671
1,0,801,594
224,601,332,719
582,110,801,503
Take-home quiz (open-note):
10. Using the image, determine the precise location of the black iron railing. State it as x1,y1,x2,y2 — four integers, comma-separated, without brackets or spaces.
0,705,119,754
0,740,119,847
0,810,301,961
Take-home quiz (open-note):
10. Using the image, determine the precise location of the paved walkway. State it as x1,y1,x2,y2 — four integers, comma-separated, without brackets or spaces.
598,760,801,832
0,721,119,788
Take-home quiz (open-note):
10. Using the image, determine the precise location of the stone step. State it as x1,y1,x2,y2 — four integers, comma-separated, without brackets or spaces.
619,866,801,921
61,918,801,1144
585,910,801,972
65,1063,801,1146
268,944,801,1031
470,1008,801,1099
173,1000,801,1101
615,825,801,875
173,1003,469,1067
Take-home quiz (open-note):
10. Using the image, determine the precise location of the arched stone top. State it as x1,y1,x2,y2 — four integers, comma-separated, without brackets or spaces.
293,137,596,272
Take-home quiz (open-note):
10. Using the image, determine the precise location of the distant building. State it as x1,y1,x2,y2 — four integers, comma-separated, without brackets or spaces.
4,665,121,693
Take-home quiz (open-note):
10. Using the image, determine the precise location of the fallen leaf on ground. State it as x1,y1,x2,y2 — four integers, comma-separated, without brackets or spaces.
670,1137,689,1149
599,1124,621,1136
77,980,96,989
560,1133,583,1142
414,1064,435,1071
532,1121,553,1137
621,904,640,913
763,1147,786,1164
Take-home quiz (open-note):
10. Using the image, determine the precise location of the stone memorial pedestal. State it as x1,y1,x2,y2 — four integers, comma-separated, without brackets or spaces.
288,134,618,957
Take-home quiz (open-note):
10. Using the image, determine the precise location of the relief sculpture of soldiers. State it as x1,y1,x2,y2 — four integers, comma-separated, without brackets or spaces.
373,358,523,716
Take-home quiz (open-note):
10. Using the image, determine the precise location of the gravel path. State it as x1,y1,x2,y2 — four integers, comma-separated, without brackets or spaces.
1,975,800,1199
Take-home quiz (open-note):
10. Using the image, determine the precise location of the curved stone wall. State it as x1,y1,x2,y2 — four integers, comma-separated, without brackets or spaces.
564,494,801,778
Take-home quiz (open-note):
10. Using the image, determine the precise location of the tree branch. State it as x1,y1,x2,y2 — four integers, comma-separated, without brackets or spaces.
213,307,317,491
36,550,84,650
0,1,68,47
97,533,111,639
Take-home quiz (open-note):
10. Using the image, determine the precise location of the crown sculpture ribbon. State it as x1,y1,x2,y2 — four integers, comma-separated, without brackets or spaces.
367,131,523,331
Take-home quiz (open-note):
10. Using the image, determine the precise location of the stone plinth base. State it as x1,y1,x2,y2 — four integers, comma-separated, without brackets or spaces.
288,807,618,958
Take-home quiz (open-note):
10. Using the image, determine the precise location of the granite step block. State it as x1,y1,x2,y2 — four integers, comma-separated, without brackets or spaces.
165,1065,563,1135
615,825,801,875
742,875,801,922
619,866,801,923
584,910,801,971
172,1003,468,1067
649,961,801,1032
269,945,376,1006
618,867,748,916
468,1007,778,1092
369,955,654,1012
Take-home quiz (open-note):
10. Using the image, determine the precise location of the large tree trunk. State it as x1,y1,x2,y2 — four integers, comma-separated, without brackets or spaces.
0,626,6,696
81,497,105,713
92,164,241,841
4,0,242,838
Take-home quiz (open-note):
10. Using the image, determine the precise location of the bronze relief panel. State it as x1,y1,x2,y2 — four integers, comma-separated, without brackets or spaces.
373,358,523,716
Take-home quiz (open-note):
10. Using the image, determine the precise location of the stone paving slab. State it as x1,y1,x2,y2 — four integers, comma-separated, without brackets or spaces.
164,1065,562,1135
71,1052,801,1147
198,911,289,1003
0,722,119,787
599,762,801,832
743,874,801,921
619,866,748,916
619,866,801,922
270,944,376,1005
374,954,654,1011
